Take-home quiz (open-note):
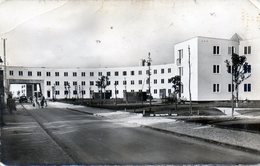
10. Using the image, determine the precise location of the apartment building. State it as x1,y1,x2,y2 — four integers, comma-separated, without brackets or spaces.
174,34,255,101
6,63,176,99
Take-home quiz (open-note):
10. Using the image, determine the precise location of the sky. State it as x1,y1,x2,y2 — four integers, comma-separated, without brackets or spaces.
0,0,260,68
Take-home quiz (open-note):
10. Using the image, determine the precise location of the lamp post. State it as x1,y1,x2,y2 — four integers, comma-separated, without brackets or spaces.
114,82,117,105
0,56,5,126
142,52,152,112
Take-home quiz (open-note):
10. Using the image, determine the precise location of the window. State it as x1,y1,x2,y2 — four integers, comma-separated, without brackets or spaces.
168,68,171,73
161,79,164,84
213,84,220,92
213,46,220,55
55,90,60,95
228,46,236,54
161,69,164,74
154,89,157,94
139,80,142,84
37,71,41,76
90,81,94,86
154,79,157,84
90,72,94,76
107,72,110,76
131,90,134,92
28,71,32,76
115,71,119,76
64,81,69,86
168,79,171,83
73,72,77,77
146,79,149,84
178,49,183,59
228,66,231,73
244,65,251,73
228,84,234,92
138,71,142,75
73,90,77,95
107,81,110,85
46,72,51,77
114,81,119,85
168,89,171,94
82,81,86,86
123,80,127,85
64,90,69,95
98,72,102,76
46,81,51,86
81,72,85,77
9,70,13,76
179,67,183,76
244,83,251,92
64,72,68,77
55,72,59,77
154,69,157,74
146,70,149,75
244,46,251,55
131,80,134,85
131,71,135,76
213,65,220,74
82,90,86,95
73,81,77,86
123,71,127,76
55,81,60,86
19,71,23,76
115,90,119,94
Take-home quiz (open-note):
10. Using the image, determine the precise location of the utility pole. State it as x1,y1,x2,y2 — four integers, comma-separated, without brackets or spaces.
231,61,234,117
124,77,128,104
147,52,152,112
188,45,192,115
114,82,117,105
0,56,4,126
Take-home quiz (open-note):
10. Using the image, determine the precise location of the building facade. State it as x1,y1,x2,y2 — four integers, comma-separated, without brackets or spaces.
4,34,259,101
6,63,176,100
175,34,256,101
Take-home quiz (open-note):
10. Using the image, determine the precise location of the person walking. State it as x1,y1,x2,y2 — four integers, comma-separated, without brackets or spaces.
7,94,13,114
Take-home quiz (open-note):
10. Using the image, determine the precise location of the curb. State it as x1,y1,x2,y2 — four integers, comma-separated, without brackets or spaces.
141,125,260,155
66,107,96,116
66,107,260,155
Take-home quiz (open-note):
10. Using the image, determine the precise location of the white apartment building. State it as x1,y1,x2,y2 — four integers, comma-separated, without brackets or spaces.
174,34,256,101
6,63,176,100
3,33,258,101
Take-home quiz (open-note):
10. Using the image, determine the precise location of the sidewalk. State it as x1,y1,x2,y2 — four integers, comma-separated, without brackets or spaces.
57,102,260,154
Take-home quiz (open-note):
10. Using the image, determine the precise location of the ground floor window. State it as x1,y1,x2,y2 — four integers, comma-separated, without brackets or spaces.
213,84,220,92
244,83,251,92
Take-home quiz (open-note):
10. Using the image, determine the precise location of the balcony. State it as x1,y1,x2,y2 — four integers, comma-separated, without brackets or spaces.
176,58,181,66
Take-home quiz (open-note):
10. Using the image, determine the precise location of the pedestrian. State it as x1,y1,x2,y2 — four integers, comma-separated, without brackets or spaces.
7,94,13,114
40,96,45,108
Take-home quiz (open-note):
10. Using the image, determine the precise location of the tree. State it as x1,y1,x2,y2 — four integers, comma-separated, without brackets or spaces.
169,75,181,115
225,53,251,108
95,76,110,104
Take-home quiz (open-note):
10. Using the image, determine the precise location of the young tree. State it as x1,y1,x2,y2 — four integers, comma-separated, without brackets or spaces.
95,76,110,103
169,75,181,115
225,53,251,108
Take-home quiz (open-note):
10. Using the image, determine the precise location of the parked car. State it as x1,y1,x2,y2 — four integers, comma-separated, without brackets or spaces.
19,96,28,103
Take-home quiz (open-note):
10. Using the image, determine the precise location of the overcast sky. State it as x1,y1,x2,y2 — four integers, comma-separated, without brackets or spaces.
0,0,260,68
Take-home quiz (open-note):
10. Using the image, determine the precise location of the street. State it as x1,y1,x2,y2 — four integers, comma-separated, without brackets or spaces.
2,103,260,165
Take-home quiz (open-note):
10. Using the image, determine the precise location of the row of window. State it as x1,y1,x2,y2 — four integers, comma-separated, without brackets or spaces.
213,46,251,55
9,68,172,77
213,83,251,92
47,78,172,87
54,89,173,96
213,65,251,74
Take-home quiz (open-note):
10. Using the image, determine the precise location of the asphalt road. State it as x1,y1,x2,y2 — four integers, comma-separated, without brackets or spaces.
2,104,260,165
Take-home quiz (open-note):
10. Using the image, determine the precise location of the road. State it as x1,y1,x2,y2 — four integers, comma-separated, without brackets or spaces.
2,103,260,165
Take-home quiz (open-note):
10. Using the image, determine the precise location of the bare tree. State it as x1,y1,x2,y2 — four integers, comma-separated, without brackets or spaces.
169,75,181,115
225,53,251,109
95,76,110,104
